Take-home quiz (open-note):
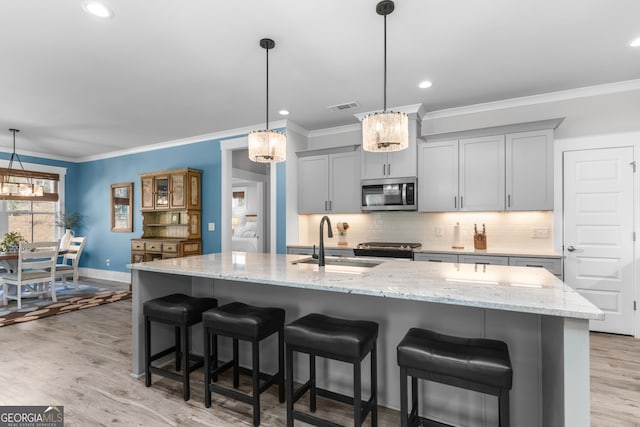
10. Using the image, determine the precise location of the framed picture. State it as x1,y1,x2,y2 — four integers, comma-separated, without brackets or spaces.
111,182,133,232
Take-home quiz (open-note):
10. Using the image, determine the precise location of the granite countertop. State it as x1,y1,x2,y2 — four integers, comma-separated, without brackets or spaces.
129,252,601,320
287,244,562,258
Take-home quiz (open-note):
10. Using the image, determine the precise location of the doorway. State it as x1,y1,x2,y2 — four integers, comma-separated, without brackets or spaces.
220,137,275,253
563,147,635,334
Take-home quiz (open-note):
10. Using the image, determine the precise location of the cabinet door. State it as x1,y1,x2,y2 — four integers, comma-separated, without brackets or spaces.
360,151,388,180
298,155,329,214
459,135,505,211
418,140,459,211
154,175,170,209
187,170,201,210
329,151,361,213
414,252,458,263
506,130,553,211
169,173,186,209
509,256,562,278
141,177,155,210
387,121,417,178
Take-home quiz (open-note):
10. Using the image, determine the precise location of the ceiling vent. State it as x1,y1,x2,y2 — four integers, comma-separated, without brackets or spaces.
328,101,359,112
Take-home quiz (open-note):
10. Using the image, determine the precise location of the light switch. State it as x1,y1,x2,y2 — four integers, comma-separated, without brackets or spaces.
208,222,215,231
434,225,443,237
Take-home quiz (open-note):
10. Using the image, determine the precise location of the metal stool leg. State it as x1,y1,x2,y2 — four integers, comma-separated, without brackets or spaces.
278,328,285,403
499,388,510,427
175,326,181,371
354,360,362,426
252,338,260,426
204,326,212,408
182,324,190,401
309,353,317,412
400,366,408,427
233,338,240,388
285,344,294,427
371,342,378,427
144,316,151,387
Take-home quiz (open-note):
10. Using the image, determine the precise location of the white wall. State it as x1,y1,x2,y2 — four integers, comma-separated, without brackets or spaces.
285,125,309,247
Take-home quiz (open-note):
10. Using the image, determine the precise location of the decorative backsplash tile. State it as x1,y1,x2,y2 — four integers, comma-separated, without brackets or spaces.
298,211,554,252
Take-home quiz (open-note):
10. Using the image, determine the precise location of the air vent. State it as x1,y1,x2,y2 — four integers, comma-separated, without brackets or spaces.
328,101,359,112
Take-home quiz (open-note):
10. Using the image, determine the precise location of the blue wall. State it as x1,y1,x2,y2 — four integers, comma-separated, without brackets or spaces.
0,133,287,273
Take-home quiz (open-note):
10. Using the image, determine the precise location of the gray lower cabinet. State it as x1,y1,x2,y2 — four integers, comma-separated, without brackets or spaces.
286,246,354,257
458,254,509,266
509,256,563,280
413,253,458,263
415,252,563,279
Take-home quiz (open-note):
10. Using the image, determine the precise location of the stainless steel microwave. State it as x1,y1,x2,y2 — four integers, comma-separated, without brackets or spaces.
361,177,417,211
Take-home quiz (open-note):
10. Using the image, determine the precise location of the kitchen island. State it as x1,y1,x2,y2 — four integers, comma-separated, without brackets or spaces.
129,252,602,427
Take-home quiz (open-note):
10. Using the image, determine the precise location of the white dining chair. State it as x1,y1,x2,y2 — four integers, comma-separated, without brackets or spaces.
54,236,87,288
1,241,59,310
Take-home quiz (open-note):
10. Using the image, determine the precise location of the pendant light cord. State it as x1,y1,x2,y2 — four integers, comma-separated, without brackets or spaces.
383,13,387,112
265,46,270,130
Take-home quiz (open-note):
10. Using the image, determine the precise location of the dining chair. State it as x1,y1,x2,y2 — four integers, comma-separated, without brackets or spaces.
54,236,87,289
1,241,59,310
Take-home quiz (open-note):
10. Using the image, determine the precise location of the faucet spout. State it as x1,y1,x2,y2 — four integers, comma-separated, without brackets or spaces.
318,216,333,267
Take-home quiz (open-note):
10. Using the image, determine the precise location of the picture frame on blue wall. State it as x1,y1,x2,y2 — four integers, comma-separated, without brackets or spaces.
111,182,133,232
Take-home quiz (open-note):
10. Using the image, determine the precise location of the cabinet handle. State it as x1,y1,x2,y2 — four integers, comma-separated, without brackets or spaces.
460,196,463,209
324,201,328,211
454,196,457,209
508,194,511,208
383,164,386,175
526,264,544,268
429,259,443,262
329,200,332,211
388,164,391,175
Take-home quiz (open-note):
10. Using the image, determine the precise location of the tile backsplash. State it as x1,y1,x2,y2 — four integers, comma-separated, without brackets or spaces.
298,211,554,252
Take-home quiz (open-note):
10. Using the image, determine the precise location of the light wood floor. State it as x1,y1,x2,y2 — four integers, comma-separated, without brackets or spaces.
0,295,638,426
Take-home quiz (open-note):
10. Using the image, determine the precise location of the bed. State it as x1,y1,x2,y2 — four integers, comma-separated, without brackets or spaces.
232,220,258,252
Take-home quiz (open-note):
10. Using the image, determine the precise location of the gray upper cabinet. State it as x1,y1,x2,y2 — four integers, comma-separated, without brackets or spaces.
418,140,459,211
419,121,559,212
298,149,361,214
361,117,418,180
506,129,554,211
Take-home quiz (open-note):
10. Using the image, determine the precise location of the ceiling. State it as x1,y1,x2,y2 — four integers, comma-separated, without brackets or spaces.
1,0,639,160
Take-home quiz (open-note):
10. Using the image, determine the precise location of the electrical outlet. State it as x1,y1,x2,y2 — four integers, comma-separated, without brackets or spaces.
208,222,215,231
434,225,443,237
105,258,111,266
531,228,550,239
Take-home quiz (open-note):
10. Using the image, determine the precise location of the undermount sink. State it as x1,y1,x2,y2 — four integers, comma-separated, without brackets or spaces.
291,256,382,268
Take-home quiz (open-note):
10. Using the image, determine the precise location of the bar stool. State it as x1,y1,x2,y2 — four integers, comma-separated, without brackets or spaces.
143,293,218,401
202,302,285,426
397,328,513,427
284,313,378,427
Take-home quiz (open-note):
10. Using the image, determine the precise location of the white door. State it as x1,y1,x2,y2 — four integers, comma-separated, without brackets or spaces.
563,147,635,334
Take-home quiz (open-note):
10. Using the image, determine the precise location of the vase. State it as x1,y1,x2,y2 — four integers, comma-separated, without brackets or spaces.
60,229,74,250
6,243,19,253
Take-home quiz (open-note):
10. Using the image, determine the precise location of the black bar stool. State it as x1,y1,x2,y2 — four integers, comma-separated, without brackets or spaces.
397,328,513,427
284,313,378,427
203,302,285,426
143,293,218,401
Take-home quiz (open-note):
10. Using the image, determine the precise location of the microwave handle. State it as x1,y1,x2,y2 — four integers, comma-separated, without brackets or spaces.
402,184,407,205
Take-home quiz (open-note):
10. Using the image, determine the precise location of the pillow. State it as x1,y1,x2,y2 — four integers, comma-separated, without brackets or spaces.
244,221,257,230
233,225,246,237
240,230,257,238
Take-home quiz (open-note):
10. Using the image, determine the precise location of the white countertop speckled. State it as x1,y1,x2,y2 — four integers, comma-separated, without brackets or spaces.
129,252,602,320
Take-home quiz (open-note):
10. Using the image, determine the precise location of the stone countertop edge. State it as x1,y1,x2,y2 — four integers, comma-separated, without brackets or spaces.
288,244,563,258
129,252,602,321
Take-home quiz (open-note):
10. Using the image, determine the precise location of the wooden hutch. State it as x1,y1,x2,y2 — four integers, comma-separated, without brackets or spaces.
131,168,202,263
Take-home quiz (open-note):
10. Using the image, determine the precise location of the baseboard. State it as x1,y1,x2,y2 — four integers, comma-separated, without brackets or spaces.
79,268,130,283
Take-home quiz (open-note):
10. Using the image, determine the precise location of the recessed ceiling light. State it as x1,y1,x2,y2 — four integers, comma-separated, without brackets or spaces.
279,110,290,116
82,1,113,18
630,37,640,47
418,81,433,89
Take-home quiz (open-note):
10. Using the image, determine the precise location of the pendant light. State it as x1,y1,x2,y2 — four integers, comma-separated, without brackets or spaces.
248,38,286,163
361,0,408,152
1,129,43,197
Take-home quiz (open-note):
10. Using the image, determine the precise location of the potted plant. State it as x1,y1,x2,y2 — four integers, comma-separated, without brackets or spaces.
55,212,83,249
0,231,27,253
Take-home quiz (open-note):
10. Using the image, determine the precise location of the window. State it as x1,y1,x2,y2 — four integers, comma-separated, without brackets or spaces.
0,162,64,243
232,191,246,208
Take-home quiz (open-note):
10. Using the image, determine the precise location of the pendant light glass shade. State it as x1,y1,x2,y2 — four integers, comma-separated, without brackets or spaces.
361,111,408,152
248,129,286,163
362,0,408,153
248,38,286,163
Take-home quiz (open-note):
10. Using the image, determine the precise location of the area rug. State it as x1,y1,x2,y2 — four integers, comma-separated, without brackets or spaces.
0,289,131,327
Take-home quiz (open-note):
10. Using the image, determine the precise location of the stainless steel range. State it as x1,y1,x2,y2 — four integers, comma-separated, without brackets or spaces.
353,242,422,259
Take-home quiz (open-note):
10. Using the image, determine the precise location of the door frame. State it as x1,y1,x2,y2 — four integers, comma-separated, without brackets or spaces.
220,136,277,253
554,131,640,337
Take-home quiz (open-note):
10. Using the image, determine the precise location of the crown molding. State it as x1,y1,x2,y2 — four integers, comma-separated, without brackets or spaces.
354,103,425,121
423,79,640,120
283,120,309,137
308,123,361,138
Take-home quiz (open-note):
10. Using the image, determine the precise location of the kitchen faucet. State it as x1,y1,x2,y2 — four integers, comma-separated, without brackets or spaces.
318,216,333,267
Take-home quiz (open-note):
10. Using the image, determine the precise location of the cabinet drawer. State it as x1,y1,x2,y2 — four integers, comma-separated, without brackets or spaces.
414,253,458,263
325,248,354,257
146,242,163,252
458,255,509,265
163,243,178,253
131,241,145,251
182,241,201,254
509,257,562,276
287,247,312,255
